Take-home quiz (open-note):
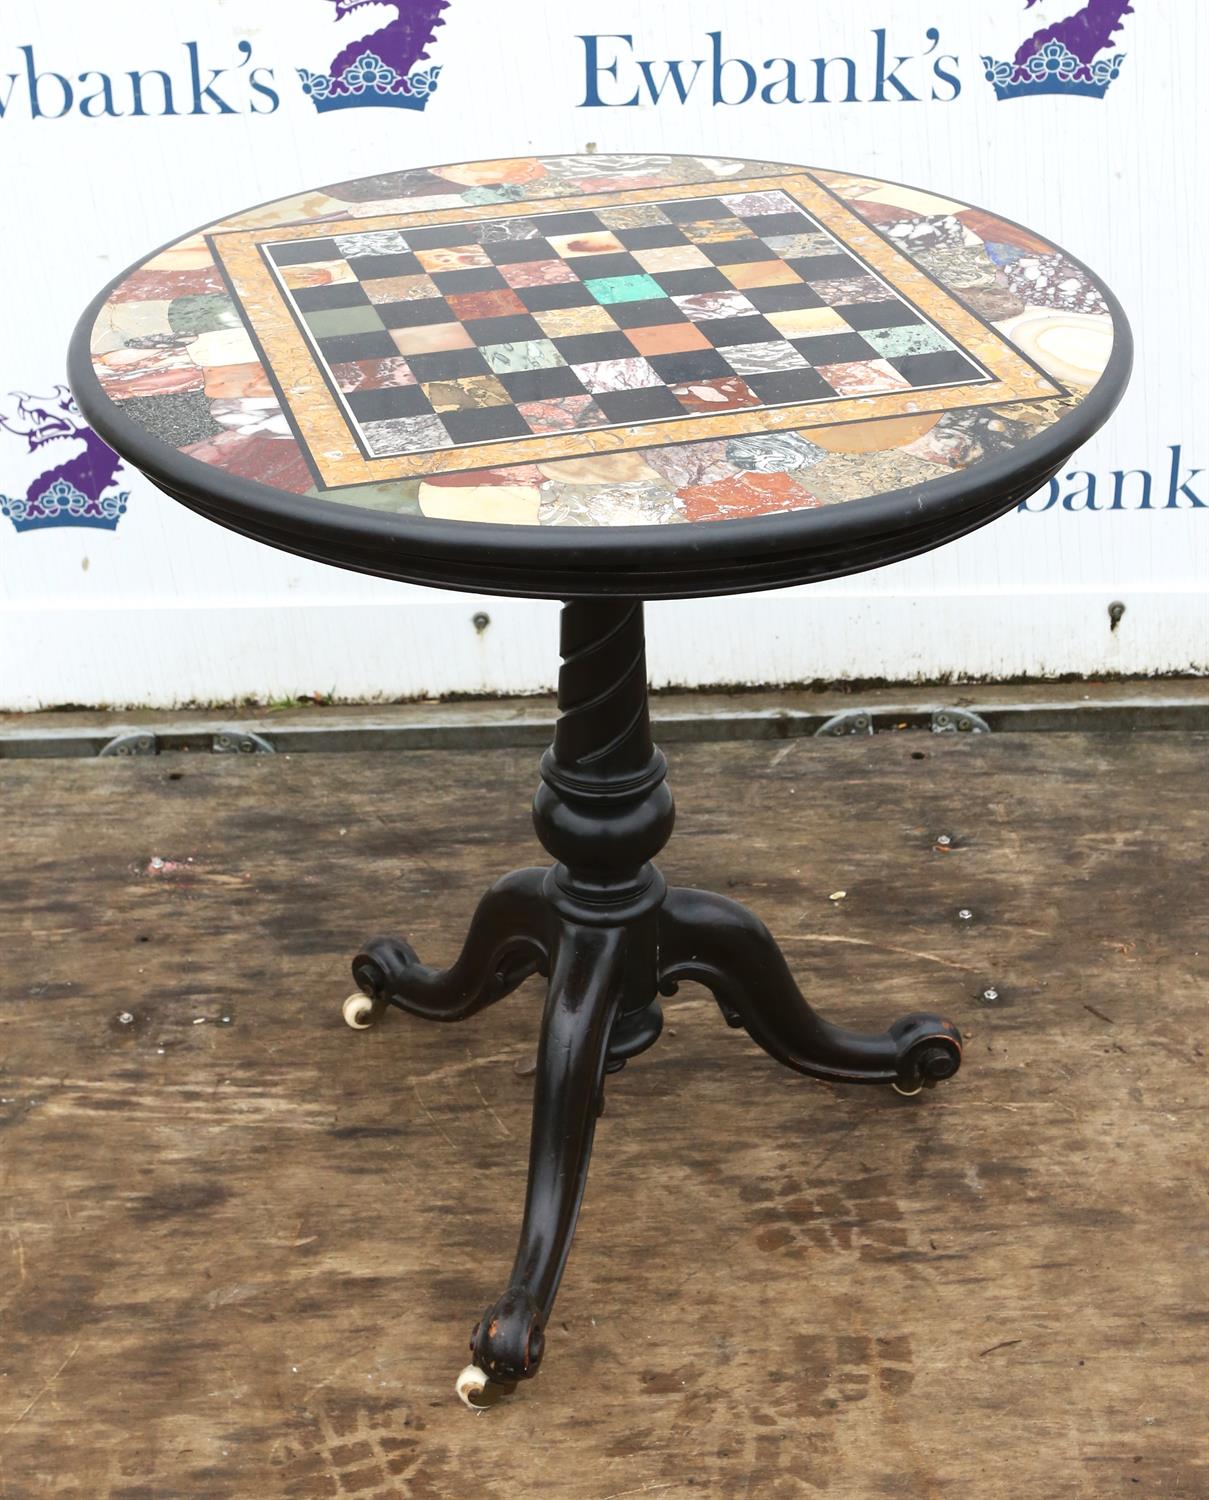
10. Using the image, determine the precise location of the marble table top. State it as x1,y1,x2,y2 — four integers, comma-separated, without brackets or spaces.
69,153,1129,594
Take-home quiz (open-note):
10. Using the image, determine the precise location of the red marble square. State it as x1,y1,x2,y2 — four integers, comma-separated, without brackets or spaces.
108,266,226,302
445,289,528,322
517,395,610,434
330,356,417,393
677,470,819,521
670,376,761,413
499,259,580,288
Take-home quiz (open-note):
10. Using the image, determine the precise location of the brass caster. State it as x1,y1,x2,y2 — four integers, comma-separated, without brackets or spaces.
342,992,383,1030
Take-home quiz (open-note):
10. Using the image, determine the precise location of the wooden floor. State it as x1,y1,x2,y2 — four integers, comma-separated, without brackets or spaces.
1,731,1205,1498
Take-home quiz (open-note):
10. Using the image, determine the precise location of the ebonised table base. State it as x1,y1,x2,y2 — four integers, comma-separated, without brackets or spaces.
342,599,962,1404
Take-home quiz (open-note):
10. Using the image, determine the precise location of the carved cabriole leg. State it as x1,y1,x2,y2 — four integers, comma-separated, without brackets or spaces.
350,867,550,1023
657,888,962,1092
468,920,627,1385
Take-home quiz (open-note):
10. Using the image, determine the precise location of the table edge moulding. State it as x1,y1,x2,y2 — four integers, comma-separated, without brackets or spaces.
66,152,1132,1407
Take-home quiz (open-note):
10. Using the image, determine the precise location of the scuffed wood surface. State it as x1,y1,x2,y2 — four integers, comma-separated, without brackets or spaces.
1,733,1205,1498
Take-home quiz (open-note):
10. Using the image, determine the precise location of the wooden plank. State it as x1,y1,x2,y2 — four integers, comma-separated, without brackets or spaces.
1,732,1205,1498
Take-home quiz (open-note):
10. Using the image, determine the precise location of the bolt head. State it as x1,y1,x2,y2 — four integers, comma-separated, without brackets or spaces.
936,834,952,847
117,1011,134,1026
958,908,973,921
982,987,999,1002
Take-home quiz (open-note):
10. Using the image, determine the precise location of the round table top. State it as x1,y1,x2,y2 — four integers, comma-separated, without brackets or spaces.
69,152,1130,599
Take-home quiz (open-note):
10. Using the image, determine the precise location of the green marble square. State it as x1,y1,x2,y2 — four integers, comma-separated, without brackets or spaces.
479,339,567,374
307,479,423,514
463,184,528,205
860,324,955,359
584,274,667,305
302,304,386,338
167,294,241,336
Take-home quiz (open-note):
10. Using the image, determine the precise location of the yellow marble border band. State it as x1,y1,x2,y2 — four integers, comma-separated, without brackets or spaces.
209,173,1062,488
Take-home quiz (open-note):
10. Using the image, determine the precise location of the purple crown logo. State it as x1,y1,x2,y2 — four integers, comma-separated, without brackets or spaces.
0,387,129,533
982,0,1133,100
298,0,449,113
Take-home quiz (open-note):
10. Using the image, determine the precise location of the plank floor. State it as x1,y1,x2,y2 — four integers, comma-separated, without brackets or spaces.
1,732,1205,1498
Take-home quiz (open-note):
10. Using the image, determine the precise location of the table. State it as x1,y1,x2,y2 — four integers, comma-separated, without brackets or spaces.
69,151,1131,1405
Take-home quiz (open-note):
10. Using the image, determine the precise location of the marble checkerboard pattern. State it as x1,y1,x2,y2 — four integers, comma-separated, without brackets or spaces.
87,153,1118,527
264,192,987,462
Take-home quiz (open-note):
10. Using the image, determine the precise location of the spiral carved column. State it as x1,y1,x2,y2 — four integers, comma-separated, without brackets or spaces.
533,599,674,915
531,599,673,1067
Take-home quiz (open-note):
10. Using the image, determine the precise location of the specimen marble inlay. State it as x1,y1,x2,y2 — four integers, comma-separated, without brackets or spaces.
85,153,1119,528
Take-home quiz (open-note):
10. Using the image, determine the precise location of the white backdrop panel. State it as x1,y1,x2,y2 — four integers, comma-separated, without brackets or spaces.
0,0,1204,707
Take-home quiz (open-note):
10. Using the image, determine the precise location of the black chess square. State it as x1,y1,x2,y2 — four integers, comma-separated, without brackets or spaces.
565,252,644,281
530,211,606,236
839,300,925,331
698,314,780,347
496,366,589,403
429,267,510,294
405,348,493,382
700,239,784,267
742,367,834,405
484,237,557,266
291,281,371,313
651,268,732,297
612,224,688,251
464,313,546,345
745,282,826,313
406,223,491,251
645,349,734,383
350,251,424,280
888,350,981,386
317,330,399,362
605,298,691,329
346,386,434,422
789,251,865,282
746,212,815,238
592,386,687,424
377,298,458,330
551,331,638,365
271,238,342,266
514,282,598,312
790,332,877,365
439,404,533,444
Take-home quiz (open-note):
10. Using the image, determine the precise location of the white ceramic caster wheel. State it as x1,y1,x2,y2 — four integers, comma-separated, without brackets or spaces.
455,1363,491,1409
342,993,381,1030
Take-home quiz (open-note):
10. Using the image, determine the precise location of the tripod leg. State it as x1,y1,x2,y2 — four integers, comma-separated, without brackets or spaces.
345,867,550,1028
657,886,961,1092
459,920,626,1397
